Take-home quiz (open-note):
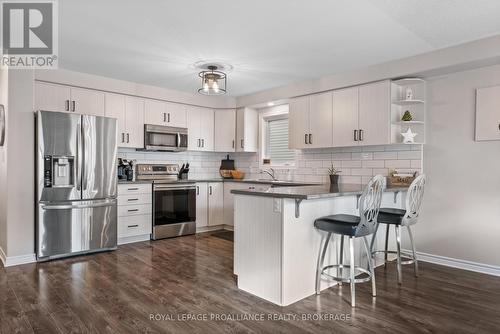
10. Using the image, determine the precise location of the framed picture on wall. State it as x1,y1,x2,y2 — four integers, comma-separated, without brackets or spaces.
0,104,5,146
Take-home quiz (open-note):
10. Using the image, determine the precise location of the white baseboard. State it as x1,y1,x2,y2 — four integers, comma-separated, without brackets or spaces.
0,247,36,267
223,225,234,231
404,249,500,277
118,234,151,246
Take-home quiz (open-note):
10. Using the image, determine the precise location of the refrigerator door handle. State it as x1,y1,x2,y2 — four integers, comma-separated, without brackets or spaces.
76,118,82,191
82,117,87,191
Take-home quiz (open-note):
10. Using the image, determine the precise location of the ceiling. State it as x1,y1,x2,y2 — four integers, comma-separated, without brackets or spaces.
59,0,500,97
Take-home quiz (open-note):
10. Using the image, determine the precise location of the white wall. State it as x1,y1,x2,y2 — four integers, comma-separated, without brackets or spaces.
417,64,500,267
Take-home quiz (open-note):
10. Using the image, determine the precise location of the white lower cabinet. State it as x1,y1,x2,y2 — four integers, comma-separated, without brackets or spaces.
223,182,265,227
117,183,152,245
196,182,224,230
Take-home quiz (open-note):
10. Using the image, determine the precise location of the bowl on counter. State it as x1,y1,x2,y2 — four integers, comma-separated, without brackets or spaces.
219,169,233,179
231,170,245,180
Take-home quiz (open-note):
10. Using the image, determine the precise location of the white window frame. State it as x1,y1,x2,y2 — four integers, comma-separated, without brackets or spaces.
259,104,296,169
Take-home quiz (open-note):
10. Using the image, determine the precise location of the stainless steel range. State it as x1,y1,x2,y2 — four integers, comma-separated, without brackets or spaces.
136,164,196,240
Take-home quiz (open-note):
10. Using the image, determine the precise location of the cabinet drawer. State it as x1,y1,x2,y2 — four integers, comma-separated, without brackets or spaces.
118,193,152,206
118,183,152,196
118,215,152,238
118,204,152,217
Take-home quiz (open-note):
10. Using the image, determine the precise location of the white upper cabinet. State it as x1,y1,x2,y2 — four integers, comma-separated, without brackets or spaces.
333,87,359,147
35,82,104,116
288,96,310,149
214,109,236,152
187,106,214,151
236,107,258,152
358,80,390,145
104,93,126,145
309,92,333,148
105,93,145,148
475,85,500,141
70,87,105,116
124,96,145,148
165,102,187,128
332,80,390,147
289,93,333,149
144,100,186,128
144,99,166,126
35,82,71,112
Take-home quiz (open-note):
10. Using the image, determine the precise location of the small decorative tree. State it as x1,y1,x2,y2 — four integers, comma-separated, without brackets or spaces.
328,163,341,184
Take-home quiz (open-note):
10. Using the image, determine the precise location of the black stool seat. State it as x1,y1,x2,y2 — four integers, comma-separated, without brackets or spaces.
314,214,361,236
378,208,406,225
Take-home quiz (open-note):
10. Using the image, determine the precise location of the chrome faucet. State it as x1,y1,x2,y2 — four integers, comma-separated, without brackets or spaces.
262,168,278,181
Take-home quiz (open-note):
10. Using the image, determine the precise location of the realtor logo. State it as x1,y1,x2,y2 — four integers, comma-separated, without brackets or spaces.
1,0,58,68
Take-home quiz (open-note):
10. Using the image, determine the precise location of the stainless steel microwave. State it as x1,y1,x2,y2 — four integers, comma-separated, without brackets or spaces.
144,124,188,151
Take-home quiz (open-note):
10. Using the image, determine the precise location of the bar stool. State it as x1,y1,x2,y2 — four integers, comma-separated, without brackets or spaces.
314,175,384,307
370,174,426,284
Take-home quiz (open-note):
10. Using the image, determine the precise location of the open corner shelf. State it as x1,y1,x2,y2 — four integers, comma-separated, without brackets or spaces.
391,78,425,86
392,99,425,106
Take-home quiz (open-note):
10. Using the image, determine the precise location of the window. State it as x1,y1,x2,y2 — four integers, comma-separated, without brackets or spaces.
260,105,295,168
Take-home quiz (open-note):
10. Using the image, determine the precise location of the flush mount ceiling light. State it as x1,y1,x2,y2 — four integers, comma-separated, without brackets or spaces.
198,65,227,95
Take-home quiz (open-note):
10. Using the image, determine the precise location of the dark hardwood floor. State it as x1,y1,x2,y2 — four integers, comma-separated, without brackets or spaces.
1,233,500,334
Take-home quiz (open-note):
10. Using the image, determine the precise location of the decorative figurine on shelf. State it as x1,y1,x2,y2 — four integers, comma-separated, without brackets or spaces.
401,110,413,122
405,87,413,100
328,163,341,185
401,127,418,144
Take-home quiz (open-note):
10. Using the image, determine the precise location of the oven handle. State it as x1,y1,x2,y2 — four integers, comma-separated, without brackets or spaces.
154,185,196,191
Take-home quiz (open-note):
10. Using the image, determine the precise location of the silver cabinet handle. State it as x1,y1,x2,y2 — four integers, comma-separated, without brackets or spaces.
240,139,244,148
126,133,130,143
201,138,205,147
354,130,358,141
127,188,139,191
209,185,212,195
127,198,139,202
197,139,200,147
304,134,308,145
65,100,70,111
196,186,199,195
127,224,139,228
163,113,166,122
121,133,125,143
71,100,76,112
127,209,139,212
309,134,312,145
167,113,170,123
232,140,235,149
359,129,364,141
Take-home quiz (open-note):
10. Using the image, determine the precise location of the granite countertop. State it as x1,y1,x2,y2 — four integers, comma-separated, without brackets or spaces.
230,183,408,200
118,178,318,187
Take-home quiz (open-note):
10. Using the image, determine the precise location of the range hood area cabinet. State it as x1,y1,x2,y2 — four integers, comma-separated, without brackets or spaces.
187,106,215,151
144,99,187,128
104,93,145,148
35,81,105,117
289,80,391,149
236,107,258,152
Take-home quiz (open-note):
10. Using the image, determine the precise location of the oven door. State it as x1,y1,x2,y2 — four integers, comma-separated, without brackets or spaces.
153,184,196,227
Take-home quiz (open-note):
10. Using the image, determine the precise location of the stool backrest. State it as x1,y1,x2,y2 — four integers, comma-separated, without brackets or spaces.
356,175,384,235
403,174,426,225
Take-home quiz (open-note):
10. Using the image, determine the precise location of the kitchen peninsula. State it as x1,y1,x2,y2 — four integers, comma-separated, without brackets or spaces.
232,183,407,306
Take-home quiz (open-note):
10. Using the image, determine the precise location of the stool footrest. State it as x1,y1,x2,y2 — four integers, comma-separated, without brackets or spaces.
371,250,416,265
321,264,373,284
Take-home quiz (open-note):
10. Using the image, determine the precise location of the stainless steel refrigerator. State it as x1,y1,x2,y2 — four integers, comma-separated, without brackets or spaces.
36,111,118,261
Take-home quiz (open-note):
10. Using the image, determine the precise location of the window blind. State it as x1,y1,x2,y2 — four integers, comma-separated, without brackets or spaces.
266,118,295,163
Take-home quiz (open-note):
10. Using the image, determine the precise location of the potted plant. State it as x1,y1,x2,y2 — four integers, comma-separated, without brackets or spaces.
328,163,341,185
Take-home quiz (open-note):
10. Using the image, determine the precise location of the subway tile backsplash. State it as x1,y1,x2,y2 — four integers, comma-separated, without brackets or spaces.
118,144,422,185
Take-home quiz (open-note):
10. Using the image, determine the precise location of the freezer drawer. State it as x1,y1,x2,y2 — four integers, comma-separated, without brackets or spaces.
37,199,117,260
